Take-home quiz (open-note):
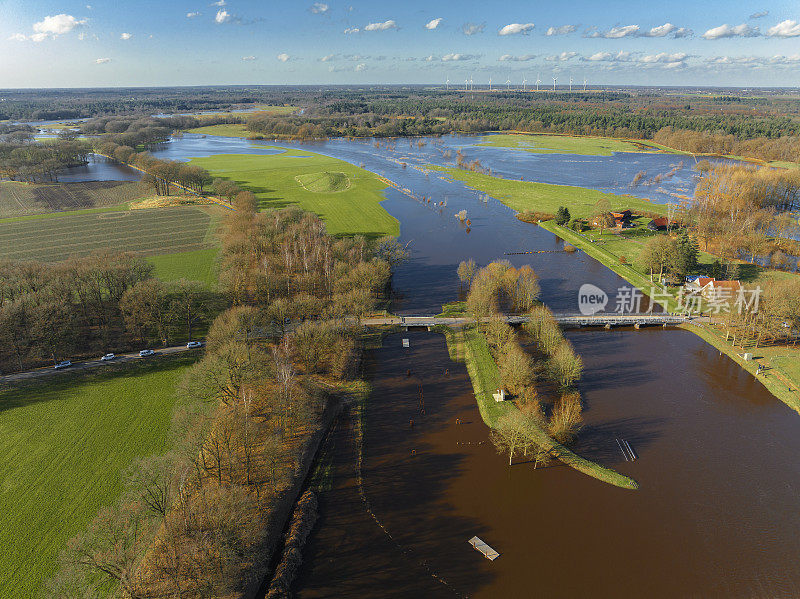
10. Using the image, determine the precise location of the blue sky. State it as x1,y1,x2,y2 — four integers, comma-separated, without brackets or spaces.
1,0,800,87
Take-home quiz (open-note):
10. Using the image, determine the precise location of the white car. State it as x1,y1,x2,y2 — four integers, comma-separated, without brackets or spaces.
139,349,155,357
100,353,115,361
54,360,72,369
186,341,203,349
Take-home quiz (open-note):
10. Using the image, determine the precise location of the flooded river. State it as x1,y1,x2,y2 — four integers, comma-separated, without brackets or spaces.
55,132,800,597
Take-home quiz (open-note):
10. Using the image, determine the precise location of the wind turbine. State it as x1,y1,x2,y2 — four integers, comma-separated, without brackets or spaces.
552,76,558,91
583,77,587,91
506,77,511,91
465,77,468,91
470,75,474,91
446,77,450,91
522,77,527,91
488,77,492,91
569,76,573,92
536,73,541,91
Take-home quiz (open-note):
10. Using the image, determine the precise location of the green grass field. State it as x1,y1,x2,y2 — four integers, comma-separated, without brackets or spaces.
0,205,219,263
0,181,148,218
147,247,220,287
433,166,667,219
190,150,399,238
183,123,251,138
295,171,350,192
0,357,194,598
477,133,662,156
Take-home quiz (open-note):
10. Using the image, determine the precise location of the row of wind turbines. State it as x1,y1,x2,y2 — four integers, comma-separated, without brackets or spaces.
447,74,587,92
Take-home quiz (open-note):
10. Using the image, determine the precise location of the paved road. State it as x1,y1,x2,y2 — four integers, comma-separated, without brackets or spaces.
361,313,691,328
0,345,201,384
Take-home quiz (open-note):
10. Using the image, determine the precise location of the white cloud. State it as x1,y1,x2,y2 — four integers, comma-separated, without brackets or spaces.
424,55,435,61
702,23,760,39
16,14,88,42
211,0,226,5
95,57,111,64
364,20,397,31
750,10,769,19
320,54,336,62
442,53,479,61
462,22,485,35
215,10,231,23
311,3,329,13
644,23,675,37
641,52,687,63
498,23,534,36
242,55,256,61
277,53,290,62
425,18,443,30
120,32,132,40
546,25,576,36
499,54,536,61
186,12,201,18
583,51,631,62
355,63,366,71
343,27,359,34
673,27,693,38
767,20,800,38
546,51,577,61
587,24,639,38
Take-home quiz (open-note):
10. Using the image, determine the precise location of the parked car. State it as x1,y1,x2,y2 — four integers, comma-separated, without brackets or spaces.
54,360,72,369
100,353,115,361
186,341,203,348
139,349,155,357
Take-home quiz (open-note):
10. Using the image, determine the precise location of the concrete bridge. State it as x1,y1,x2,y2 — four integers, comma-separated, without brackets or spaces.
361,313,690,330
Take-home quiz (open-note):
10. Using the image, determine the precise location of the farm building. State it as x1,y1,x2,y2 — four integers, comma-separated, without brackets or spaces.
647,217,669,231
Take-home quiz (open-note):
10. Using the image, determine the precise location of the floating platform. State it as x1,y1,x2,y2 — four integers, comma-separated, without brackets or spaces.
468,536,500,561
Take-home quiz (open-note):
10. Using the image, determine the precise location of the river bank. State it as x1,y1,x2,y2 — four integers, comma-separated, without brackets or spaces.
441,325,639,490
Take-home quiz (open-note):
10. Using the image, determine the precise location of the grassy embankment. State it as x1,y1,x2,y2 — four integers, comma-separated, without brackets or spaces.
0,355,195,598
184,123,251,138
435,166,800,412
477,133,675,156
441,325,639,490
478,133,800,170
190,149,399,238
432,164,667,219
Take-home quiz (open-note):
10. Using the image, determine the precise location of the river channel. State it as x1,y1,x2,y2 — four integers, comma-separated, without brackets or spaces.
58,132,800,597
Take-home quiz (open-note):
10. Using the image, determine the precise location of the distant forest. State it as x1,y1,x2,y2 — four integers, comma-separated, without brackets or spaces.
3,86,800,162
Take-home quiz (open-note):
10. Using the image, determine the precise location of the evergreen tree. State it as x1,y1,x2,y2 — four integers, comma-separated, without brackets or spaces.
555,206,571,226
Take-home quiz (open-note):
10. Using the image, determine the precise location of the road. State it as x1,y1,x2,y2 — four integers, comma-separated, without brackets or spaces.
0,344,200,384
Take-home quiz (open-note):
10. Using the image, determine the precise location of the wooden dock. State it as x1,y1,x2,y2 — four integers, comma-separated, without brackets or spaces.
468,536,500,561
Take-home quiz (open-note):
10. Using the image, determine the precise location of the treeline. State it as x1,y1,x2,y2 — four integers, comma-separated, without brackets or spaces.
0,86,302,121
461,260,584,465
717,277,800,347
49,206,392,597
0,253,222,373
655,128,800,162
97,139,214,195
0,137,93,182
691,164,800,265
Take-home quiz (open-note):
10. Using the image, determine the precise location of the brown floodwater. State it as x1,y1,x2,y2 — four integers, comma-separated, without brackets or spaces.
295,329,800,599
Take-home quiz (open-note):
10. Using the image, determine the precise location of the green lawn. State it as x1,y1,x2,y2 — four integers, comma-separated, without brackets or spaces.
0,357,194,598
476,133,669,156
183,123,251,138
433,166,667,219
190,150,399,238
147,247,220,288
